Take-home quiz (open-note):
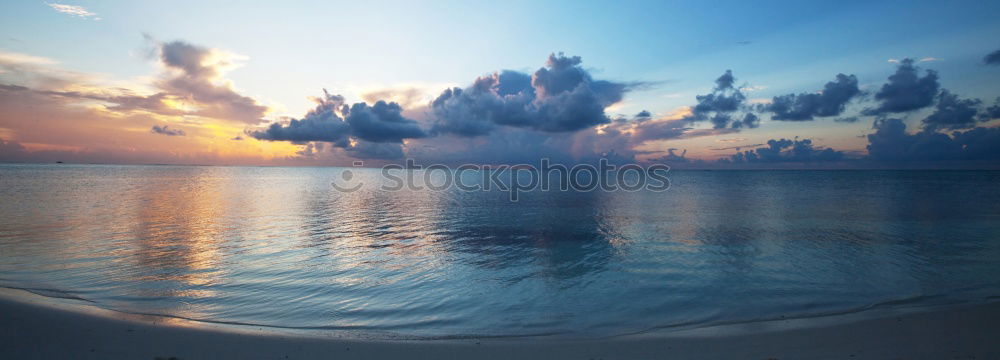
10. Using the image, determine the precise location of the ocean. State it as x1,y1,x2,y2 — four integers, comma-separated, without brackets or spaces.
1,164,999,338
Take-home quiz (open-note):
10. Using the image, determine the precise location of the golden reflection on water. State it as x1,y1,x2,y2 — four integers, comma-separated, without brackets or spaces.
129,169,225,301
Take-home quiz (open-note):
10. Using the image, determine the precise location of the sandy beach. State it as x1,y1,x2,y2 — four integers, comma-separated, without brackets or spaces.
0,289,997,360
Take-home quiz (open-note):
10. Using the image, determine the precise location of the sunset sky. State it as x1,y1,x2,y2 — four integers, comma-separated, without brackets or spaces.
1,0,999,167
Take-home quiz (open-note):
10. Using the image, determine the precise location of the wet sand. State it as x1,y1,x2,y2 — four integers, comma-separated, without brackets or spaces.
1,289,998,359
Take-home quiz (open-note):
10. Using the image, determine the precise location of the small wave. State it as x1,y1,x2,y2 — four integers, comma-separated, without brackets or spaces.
3,283,997,341
0,284,95,303
609,293,998,339
0,284,565,340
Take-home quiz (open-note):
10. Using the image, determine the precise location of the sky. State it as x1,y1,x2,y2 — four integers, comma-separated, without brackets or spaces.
1,0,999,168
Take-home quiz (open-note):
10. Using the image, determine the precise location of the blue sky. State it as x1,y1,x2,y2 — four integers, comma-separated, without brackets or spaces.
1,1,999,166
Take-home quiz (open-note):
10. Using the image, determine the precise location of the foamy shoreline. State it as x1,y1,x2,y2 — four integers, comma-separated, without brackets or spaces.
1,288,998,359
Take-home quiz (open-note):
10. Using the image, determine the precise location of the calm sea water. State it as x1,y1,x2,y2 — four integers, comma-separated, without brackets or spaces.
1,164,999,338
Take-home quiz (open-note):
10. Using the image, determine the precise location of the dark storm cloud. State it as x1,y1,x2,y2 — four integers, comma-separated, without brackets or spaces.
730,113,760,129
984,49,1000,65
714,69,737,90
249,90,426,158
253,53,639,162
683,70,754,129
864,59,940,115
980,98,1000,121
430,53,629,136
866,118,1000,162
765,74,861,121
344,101,427,143
954,127,1000,160
150,125,185,136
921,90,982,131
249,91,350,143
250,117,349,143
726,138,845,163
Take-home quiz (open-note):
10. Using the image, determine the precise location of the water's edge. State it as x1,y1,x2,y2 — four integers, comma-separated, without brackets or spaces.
3,284,996,342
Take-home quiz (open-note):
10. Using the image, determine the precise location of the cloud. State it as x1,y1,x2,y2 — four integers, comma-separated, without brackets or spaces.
46,3,100,20
866,118,1000,162
1,40,269,124
0,78,290,165
0,137,28,161
0,52,57,66
984,49,1000,65
731,113,760,129
628,116,741,145
683,70,753,129
150,125,186,136
248,90,426,159
954,127,1000,160
0,84,188,117
716,137,747,143
726,138,845,163
648,148,690,163
430,53,628,136
864,59,940,115
344,101,427,142
295,142,324,157
0,50,94,89
248,91,350,143
981,98,1000,121
921,90,982,131
630,119,688,143
765,74,861,121
611,104,746,150
710,143,764,151
154,40,268,124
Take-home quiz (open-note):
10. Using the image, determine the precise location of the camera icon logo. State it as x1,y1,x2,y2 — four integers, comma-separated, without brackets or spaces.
331,161,364,192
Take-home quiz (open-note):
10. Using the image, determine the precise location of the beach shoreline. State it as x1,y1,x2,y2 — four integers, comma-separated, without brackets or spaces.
1,288,998,359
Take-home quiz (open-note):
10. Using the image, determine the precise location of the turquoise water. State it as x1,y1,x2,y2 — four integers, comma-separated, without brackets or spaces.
1,164,999,338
